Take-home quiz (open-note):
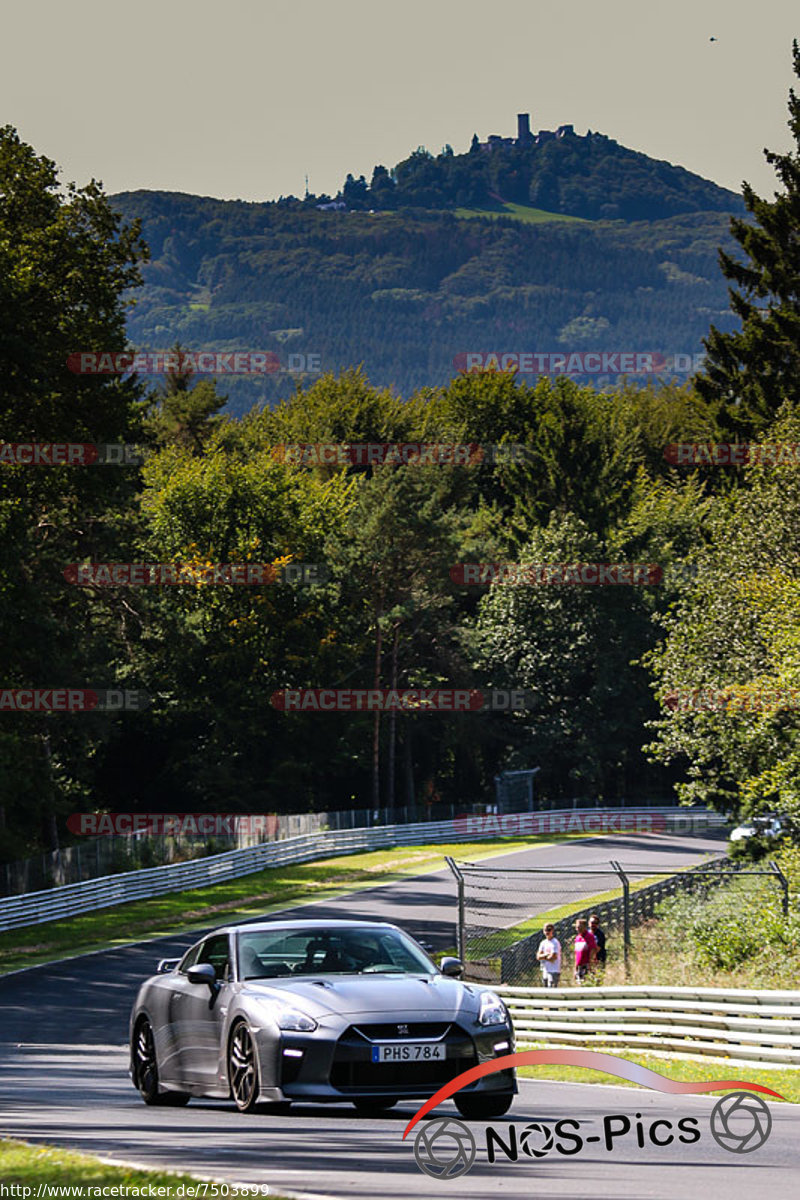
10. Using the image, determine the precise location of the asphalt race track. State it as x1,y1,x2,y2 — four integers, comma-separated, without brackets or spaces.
1,830,797,1199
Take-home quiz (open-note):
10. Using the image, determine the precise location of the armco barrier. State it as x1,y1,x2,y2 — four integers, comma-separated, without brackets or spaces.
497,984,800,1066
1,797,678,897
0,807,725,933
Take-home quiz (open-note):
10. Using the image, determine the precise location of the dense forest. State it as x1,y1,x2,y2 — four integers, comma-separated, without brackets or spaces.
110,193,740,410
1,46,800,863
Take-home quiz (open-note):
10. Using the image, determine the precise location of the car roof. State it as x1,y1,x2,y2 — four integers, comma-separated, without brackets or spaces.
211,919,403,937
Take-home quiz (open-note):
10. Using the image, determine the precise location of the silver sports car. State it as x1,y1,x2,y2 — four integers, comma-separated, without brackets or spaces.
129,918,516,1118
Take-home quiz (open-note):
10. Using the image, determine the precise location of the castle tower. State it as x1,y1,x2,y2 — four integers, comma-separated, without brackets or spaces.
517,113,532,144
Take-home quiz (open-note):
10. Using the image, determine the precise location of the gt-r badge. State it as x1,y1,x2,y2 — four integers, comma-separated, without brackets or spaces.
398,1024,409,1036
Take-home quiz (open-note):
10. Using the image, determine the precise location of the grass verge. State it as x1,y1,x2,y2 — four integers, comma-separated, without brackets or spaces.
473,871,672,957
0,834,589,975
516,1053,800,1103
461,866,721,978
0,1137,286,1195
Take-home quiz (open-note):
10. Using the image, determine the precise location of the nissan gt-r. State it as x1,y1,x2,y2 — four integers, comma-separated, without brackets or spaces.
129,918,516,1118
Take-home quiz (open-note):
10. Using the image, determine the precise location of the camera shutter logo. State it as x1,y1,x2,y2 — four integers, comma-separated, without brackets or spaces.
710,1092,772,1153
413,1117,476,1178
519,1122,555,1158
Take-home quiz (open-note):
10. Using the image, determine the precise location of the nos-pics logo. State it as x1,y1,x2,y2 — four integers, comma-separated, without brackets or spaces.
404,1050,781,1179
413,1093,773,1178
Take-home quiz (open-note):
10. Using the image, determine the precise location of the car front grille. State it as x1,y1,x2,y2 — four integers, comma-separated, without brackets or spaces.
330,1023,477,1093
351,1022,451,1040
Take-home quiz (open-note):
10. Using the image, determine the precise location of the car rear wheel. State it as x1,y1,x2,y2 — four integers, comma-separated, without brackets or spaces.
133,1017,190,1106
454,1093,514,1120
229,1021,261,1112
352,1098,398,1115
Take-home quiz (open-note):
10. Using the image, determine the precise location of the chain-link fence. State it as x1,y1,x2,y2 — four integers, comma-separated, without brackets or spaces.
446,855,789,984
1,803,462,895
1,830,235,896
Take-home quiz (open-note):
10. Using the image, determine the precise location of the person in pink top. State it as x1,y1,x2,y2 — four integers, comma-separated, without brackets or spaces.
573,917,597,984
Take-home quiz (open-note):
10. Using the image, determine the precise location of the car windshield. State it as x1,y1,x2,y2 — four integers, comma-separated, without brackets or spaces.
237,927,436,979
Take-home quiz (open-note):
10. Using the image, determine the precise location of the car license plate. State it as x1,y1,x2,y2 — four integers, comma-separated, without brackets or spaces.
371,1042,446,1062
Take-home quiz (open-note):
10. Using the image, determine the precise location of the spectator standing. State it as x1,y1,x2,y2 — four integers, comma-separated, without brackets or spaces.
588,914,606,969
536,923,561,988
573,918,597,984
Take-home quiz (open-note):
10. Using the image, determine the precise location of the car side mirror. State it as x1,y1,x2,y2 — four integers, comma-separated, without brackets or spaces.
187,962,218,990
157,958,180,974
440,957,464,978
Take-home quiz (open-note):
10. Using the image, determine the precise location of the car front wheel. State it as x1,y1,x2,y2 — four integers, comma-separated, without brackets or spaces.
454,1093,514,1120
132,1017,190,1106
229,1021,261,1112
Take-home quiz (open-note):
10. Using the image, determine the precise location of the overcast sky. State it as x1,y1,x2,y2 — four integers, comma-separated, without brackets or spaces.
3,0,797,203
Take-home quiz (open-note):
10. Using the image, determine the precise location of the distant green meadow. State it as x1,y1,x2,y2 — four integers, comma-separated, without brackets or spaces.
454,202,589,225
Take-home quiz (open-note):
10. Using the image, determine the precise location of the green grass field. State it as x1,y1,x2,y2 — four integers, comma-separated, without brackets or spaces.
454,202,588,225
0,834,592,975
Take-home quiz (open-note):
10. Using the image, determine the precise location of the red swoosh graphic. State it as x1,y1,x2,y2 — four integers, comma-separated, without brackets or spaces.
402,1049,785,1139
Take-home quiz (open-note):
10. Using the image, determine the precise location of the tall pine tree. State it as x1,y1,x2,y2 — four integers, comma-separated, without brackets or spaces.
697,41,800,435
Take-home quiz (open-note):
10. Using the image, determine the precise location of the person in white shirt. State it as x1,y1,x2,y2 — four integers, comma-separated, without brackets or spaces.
536,922,561,988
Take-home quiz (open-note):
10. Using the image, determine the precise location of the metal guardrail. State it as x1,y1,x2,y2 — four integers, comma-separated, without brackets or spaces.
0,807,723,933
497,984,800,1066
1,805,455,896
2,797,676,897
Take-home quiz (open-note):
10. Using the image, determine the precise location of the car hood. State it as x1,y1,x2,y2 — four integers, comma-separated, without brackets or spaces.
241,974,481,1020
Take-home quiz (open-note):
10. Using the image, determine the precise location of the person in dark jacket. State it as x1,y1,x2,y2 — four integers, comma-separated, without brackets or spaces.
589,914,606,969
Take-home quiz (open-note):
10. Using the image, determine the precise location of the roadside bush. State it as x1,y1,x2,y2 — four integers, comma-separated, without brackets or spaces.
655,869,800,972
728,835,771,863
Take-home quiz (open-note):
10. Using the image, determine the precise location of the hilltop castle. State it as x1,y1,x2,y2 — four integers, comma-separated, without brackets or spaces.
478,113,574,151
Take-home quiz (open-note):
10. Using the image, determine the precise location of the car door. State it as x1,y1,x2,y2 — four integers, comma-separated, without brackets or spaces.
173,933,232,1089
156,942,202,1086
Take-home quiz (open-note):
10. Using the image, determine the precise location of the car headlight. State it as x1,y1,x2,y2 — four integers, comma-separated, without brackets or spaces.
264,1002,317,1031
478,991,508,1026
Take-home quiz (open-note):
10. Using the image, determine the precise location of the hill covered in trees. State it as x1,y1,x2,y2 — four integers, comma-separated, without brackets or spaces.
110,196,741,412
328,125,744,222
105,120,746,411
